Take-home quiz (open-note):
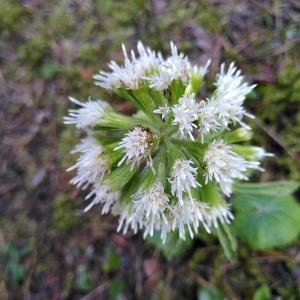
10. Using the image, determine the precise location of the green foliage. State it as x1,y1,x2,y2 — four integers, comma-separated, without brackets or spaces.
232,182,300,250
215,223,237,261
109,279,124,300
63,271,75,296
147,230,193,259
233,181,299,197
1,242,32,284
197,286,225,300
253,284,271,300
103,247,121,273
76,265,93,292
40,60,61,80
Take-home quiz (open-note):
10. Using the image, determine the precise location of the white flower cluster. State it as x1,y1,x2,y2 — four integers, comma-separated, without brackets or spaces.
94,41,209,92
64,97,109,129
204,140,261,196
94,42,162,90
65,41,271,243
154,63,256,142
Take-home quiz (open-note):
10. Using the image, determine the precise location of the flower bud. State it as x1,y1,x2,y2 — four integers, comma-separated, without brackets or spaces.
185,61,211,95
224,128,253,143
232,145,273,161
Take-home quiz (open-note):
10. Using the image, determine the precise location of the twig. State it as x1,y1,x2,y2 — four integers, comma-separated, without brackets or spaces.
256,120,298,162
135,242,143,298
80,282,108,300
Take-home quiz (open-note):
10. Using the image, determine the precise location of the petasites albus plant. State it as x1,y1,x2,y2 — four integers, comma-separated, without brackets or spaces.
64,41,272,243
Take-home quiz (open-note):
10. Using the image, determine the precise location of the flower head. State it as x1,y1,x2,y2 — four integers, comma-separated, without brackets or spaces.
94,41,161,90
206,204,234,228
114,126,155,170
67,137,108,189
84,183,120,214
145,42,191,90
164,42,191,83
65,41,270,243
172,94,199,140
153,105,171,119
204,140,260,195
169,159,200,204
131,181,170,237
171,200,209,239
214,63,256,128
64,97,109,129
197,98,220,142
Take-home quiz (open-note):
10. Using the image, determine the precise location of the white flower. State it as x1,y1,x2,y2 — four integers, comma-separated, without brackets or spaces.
67,137,108,189
153,105,170,119
145,70,172,90
252,147,274,160
158,221,172,244
84,183,120,214
169,159,200,205
145,42,191,90
134,41,163,74
172,94,199,140
64,97,109,129
214,63,256,128
164,41,191,83
206,204,234,228
70,136,99,154
115,182,170,239
131,181,170,237
204,140,260,195
171,200,210,239
197,98,221,142
114,126,154,170
192,59,211,78
94,41,161,90
116,203,140,235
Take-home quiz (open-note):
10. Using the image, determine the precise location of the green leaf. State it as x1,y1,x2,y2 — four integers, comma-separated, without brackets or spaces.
93,133,123,145
232,193,300,250
146,230,193,259
233,181,299,197
40,60,60,79
215,223,237,261
253,284,271,300
103,247,121,273
75,265,93,292
169,79,186,104
103,165,137,191
96,111,139,130
7,261,25,283
197,286,225,300
109,279,124,300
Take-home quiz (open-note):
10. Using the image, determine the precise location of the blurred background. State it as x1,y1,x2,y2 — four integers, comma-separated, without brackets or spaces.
1,0,300,299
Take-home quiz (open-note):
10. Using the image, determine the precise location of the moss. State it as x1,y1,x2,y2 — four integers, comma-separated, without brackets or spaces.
255,61,300,180
46,9,74,36
18,35,49,65
195,1,224,33
0,1,28,32
51,193,79,231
